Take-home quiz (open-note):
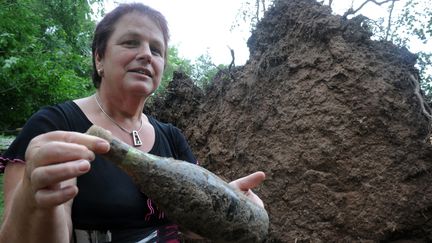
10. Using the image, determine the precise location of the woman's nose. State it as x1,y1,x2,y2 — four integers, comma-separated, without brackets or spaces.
136,44,152,64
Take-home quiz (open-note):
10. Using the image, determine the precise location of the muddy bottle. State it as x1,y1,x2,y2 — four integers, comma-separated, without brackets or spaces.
86,125,269,243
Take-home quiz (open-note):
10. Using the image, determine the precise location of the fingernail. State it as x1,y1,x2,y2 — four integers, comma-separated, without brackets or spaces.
78,160,90,172
64,186,78,197
97,140,110,151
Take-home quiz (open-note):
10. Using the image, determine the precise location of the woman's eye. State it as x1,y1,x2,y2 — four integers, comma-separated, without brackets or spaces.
151,47,162,56
122,40,139,47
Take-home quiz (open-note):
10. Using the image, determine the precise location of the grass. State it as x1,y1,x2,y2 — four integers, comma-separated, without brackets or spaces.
0,174,3,219
0,135,14,220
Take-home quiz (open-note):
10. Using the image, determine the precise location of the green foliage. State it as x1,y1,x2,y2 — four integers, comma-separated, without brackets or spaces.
0,0,101,130
158,47,220,93
191,52,222,89
390,0,432,96
416,53,432,96
158,46,193,94
0,0,218,129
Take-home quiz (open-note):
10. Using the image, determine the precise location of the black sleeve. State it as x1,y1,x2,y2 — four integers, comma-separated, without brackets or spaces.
169,125,198,165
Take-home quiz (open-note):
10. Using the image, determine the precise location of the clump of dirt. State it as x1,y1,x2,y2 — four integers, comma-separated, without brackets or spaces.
147,0,432,241
145,71,204,130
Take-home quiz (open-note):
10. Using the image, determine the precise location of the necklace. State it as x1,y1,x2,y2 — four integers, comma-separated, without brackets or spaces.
94,94,143,147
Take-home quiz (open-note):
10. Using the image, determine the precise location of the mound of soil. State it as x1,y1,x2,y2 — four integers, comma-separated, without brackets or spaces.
146,0,432,241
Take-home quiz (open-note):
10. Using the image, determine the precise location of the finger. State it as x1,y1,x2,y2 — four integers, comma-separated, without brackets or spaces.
245,190,265,208
28,131,110,159
34,185,78,208
58,131,110,153
31,142,96,167
229,171,266,191
31,160,90,190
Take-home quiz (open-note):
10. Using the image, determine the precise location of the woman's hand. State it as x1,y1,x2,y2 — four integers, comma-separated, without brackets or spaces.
229,171,266,208
0,131,110,243
23,131,110,208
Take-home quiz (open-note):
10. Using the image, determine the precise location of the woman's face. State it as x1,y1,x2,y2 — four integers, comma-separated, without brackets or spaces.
96,12,166,97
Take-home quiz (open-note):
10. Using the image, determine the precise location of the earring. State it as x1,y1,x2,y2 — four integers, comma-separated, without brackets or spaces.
97,69,104,77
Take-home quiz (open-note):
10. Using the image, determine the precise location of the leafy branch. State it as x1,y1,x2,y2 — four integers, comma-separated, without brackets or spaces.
343,0,399,18
384,0,397,40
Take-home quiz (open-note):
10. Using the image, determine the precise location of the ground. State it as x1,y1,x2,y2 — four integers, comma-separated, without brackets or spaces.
145,0,432,242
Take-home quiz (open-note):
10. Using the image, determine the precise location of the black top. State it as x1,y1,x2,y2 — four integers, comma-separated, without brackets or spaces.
2,101,197,231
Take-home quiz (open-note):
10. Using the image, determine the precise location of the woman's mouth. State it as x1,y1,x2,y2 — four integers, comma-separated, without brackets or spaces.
129,68,152,78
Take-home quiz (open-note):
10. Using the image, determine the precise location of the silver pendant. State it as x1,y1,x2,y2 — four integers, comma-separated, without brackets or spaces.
132,130,142,147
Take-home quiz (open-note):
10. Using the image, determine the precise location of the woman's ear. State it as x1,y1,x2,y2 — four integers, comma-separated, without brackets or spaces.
95,52,103,68
95,52,104,77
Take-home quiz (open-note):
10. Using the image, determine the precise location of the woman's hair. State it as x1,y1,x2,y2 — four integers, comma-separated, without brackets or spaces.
91,3,170,88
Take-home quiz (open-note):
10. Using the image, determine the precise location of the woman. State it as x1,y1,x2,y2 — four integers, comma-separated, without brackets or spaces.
0,3,265,243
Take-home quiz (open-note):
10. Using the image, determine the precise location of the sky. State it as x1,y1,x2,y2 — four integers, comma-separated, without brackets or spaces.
102,0,430,66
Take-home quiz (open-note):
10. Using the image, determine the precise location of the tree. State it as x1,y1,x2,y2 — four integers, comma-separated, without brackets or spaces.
191,52,222,90
231,0,275,33
158,47,221,93
0,0,218,130
158,46,193,95
388,0,432,97
0,0,102,131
